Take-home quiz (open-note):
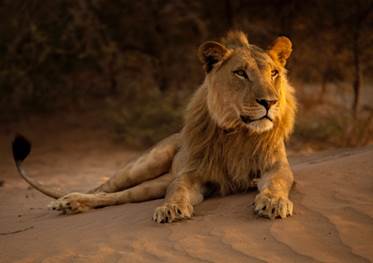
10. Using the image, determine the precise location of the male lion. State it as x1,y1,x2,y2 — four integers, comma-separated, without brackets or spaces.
13,31,296,223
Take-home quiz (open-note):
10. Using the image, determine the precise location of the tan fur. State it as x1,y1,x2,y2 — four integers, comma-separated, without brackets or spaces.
48,31,297,222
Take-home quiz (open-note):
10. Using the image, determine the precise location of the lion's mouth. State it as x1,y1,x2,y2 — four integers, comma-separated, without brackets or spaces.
240,115,273,124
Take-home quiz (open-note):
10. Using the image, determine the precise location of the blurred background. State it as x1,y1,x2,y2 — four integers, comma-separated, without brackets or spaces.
0,0,372,152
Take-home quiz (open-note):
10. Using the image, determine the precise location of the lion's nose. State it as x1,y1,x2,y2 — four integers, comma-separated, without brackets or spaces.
256,99,277,110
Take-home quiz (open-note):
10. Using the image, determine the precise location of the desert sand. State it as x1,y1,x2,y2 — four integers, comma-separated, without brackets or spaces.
0,118,372,262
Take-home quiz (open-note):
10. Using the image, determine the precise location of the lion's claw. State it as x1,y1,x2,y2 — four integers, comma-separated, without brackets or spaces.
254,190,293,219
48,193,92,214
153,203,193,223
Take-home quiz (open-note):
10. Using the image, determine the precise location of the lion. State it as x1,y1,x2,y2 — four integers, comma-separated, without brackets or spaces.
12,31,296,223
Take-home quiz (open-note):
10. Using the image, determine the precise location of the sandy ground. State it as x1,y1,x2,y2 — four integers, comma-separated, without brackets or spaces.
0,116,372,262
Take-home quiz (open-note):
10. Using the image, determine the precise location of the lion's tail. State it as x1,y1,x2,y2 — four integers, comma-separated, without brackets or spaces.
12,134,66,199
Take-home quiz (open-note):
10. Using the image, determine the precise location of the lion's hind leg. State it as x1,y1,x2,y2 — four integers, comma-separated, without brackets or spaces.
50,173,173,214
89,133,180,194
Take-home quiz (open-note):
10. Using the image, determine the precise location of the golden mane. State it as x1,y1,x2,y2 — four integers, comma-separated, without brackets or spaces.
182,67,296,194
221,31,250,48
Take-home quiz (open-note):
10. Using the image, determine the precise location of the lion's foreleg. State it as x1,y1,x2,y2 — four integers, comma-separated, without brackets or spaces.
89,134,180,193
49,173,173,214
152,175,203,223
254,160,294,219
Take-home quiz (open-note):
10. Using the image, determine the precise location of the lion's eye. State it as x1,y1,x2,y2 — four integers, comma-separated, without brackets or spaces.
271,69,279,78
233,69,248,80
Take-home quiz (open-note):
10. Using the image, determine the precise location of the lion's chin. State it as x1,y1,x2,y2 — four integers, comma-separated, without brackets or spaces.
246,119,274,133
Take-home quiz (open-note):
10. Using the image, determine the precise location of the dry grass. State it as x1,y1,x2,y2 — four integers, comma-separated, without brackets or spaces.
292,83,373,151
105,92,185,148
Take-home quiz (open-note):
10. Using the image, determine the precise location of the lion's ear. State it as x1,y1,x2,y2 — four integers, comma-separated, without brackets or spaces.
268,36,292,66
198,41,228,73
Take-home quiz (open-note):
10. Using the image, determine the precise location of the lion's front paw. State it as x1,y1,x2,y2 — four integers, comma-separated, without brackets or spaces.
152,203,193,224
254,190,293,219
48,193,93,214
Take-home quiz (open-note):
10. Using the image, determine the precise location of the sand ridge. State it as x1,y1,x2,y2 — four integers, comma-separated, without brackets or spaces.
0,124,372,262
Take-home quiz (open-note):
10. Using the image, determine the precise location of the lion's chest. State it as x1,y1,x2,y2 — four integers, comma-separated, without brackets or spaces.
208,148,268,194
225,156,263,192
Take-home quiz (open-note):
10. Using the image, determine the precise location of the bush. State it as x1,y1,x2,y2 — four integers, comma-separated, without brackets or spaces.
106,92,184,148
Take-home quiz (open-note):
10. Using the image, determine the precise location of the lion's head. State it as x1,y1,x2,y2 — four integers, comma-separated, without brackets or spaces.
198,31,294,134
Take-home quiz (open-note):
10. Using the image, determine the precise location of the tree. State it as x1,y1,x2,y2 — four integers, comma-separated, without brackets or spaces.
350,1,372,117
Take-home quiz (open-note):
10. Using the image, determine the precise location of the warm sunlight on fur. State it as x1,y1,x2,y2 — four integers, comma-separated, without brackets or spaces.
201,32,295,135
14,31,297,223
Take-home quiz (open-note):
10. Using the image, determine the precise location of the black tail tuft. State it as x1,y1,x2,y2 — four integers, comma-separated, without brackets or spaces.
12,134,32,163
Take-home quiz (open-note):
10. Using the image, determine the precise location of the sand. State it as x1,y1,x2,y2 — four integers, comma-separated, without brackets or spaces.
0,119,372,262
